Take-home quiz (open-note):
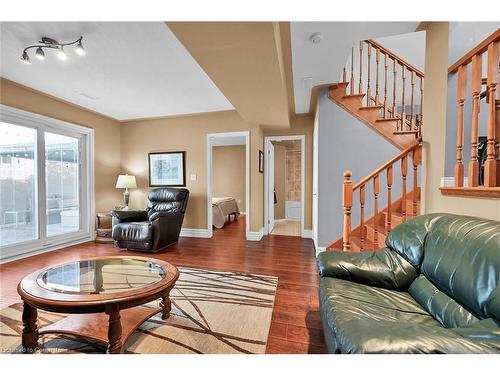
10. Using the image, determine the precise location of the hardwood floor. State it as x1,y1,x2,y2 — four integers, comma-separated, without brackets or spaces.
0,215,327,354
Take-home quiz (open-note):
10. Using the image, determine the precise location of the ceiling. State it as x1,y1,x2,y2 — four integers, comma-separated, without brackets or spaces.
0,22,234,120
290,22,421,113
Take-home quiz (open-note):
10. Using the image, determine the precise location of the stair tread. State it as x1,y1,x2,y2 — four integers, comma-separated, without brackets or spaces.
342,93,365,99
351,236,377,251
365,222,388,234
359,105,384,110
376,117,400,122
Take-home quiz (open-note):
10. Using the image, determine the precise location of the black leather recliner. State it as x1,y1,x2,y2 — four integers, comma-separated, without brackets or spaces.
318,213,500,354
111,188,189,252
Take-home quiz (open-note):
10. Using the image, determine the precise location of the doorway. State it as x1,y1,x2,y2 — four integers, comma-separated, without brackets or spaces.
264,135,305,237
207,131,250,240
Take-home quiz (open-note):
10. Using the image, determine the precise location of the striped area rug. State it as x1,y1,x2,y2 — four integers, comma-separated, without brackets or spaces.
0,267,278,354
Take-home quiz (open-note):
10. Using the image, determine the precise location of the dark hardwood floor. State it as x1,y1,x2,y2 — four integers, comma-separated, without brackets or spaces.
0,215,327,354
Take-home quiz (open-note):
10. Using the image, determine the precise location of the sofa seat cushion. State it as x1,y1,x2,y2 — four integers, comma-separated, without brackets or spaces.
320,277,499,353
112,221,152,243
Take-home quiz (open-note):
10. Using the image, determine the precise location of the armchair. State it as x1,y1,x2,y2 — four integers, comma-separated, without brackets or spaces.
111,187,189,252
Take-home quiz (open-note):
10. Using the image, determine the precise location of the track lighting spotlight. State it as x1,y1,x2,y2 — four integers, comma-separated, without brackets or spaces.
20,36,85,65
75,39,85,56
57,46,67,61
35,47,45,60
20,51,31,64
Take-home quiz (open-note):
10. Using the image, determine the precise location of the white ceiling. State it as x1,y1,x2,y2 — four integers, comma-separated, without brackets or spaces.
290,22,421,113
0,22,234,120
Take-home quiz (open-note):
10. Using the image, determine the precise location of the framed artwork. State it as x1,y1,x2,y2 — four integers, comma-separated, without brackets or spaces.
259,150,264,173
148,151,186,187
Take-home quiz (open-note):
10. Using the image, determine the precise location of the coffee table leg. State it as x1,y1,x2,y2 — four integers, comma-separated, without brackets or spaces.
21,300,38,352
106,305,123,354
160,291,172,320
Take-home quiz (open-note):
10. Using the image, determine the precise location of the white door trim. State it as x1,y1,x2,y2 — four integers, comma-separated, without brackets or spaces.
206,131,250,240
264,135,306,238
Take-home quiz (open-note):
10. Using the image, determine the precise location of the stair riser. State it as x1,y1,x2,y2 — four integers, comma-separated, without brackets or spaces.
364,226,386,245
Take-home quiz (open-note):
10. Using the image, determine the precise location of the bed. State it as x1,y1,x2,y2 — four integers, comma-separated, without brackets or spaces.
212,197,240,228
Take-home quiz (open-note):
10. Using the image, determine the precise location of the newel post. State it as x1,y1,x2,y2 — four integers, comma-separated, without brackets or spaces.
342,171,353,252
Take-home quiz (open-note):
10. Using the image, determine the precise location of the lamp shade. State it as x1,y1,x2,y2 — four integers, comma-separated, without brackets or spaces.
115,174,137,189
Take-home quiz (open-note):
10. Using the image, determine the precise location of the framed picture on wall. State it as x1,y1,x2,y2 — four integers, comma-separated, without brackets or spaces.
148,151,186,187
259,150,264,173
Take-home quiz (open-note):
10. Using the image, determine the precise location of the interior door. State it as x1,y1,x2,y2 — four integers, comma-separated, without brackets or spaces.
268,142,275,233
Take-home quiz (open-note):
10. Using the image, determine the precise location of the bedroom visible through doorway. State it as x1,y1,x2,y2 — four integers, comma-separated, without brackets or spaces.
207,132,249,240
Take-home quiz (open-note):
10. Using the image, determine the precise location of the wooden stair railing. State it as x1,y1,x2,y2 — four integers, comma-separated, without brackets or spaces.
342,39,424,138
443,28,500,197
341,141,422,252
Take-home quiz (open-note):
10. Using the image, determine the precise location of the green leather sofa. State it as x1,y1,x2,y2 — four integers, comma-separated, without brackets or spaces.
318,213,500,353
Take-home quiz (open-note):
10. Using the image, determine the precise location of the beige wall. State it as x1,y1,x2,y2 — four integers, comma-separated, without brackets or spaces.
0,78,122,213
213,145,246,212
120,110,265,231
421,22,500,220
264,114,314,229
273,145,286,219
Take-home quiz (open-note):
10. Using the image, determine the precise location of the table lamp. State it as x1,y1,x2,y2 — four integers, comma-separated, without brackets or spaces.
115,174,137,209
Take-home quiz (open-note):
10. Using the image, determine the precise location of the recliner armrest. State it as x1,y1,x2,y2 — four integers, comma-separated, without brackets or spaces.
317,247,418,290
112,210,148,222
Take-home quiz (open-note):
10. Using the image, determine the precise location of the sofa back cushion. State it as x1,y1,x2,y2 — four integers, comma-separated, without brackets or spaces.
409,275,479,328
385,213,445,270
420,214,500,319
146,188,189,218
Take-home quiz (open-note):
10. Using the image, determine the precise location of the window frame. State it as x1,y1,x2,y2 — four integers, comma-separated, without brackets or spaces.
0,105,95,262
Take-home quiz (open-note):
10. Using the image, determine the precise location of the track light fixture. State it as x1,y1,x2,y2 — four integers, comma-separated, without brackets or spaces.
20,36,85,64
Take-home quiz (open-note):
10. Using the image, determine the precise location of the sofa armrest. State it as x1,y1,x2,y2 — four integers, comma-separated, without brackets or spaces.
111,210,148,222
317,247,418,290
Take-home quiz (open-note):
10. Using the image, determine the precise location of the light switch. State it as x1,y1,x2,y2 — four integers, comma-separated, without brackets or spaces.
190,174,197,181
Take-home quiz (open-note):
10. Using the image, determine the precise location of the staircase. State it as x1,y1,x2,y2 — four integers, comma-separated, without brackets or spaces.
327,39,424,252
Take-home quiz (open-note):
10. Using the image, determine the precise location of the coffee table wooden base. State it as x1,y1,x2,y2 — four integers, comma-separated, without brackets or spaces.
26,305,167,354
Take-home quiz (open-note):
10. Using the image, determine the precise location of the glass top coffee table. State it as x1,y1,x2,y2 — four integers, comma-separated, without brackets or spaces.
17,256,179,353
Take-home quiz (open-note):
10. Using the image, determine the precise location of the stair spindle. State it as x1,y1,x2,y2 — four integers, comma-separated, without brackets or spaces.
386,166,393,232
342,171,353,252
373,175,379,248
367,44,372,106
384,54,389,118
412,148,420,216
392,60,398,129
401,65,407,131
401,156,408,221
359,185,365,249
419,77,424,138
468,53,482,187
410,71,416,131
375,48,380,104
359,41,364,94
455,64,467,187
484,40,499,187
350,47,355,95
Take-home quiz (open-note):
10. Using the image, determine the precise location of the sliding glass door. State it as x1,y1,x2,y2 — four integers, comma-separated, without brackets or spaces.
0,105,94,260
45,132,80,237
0,123,38,246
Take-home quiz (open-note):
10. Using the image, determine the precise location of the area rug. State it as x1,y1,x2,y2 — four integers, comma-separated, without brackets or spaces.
0,267,278,354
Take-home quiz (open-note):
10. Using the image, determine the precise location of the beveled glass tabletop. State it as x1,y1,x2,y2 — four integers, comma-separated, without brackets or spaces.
36,258,167,295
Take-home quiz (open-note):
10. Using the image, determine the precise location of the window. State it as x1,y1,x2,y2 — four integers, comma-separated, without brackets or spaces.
0,105,94,261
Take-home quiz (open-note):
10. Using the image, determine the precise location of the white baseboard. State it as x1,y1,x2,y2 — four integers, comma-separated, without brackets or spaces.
315,246,327,257
441,176,468,187
247,228,264,241
180,228,212,238
302,229,313,239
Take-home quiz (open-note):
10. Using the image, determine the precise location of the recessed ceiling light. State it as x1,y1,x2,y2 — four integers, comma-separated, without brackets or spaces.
310,32,323,44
